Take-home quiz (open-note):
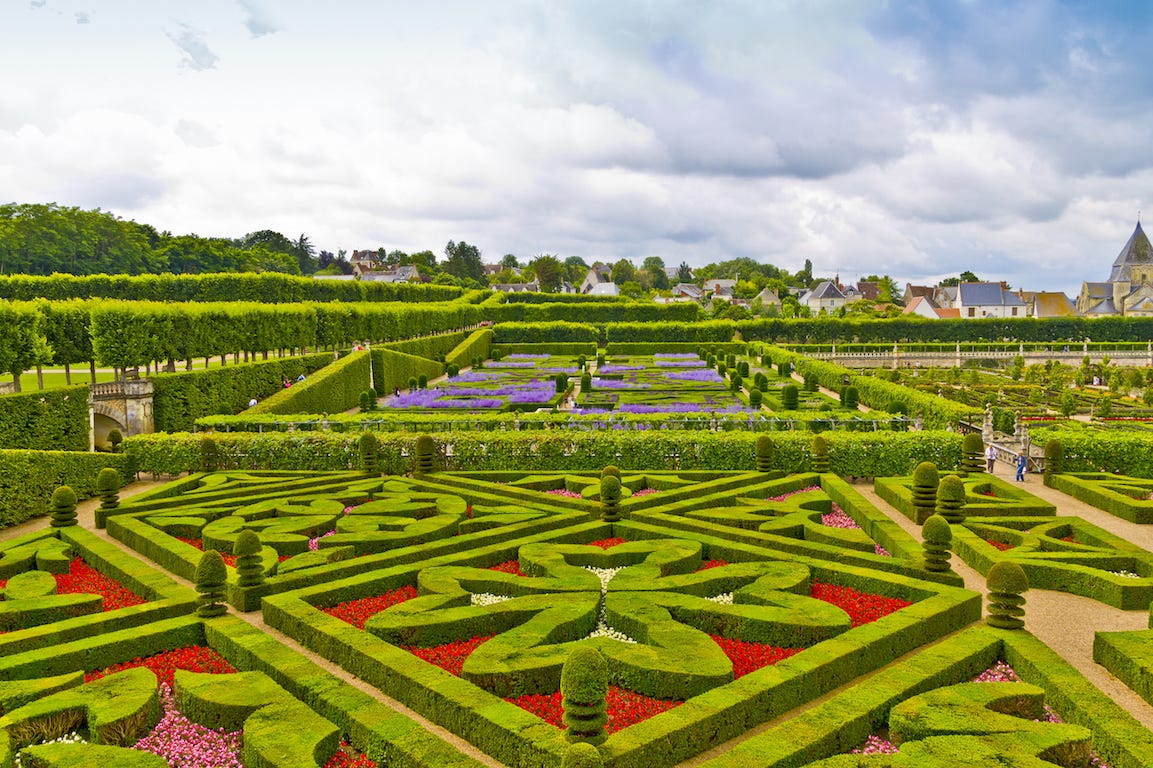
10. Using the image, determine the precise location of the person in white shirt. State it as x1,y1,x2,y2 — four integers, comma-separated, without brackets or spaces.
985,444,997,473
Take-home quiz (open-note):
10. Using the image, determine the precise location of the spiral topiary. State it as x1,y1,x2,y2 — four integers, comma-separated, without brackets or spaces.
755,435,775,472
961,432,985,474
754,372,768,390
50,485,78,528
921,514,953,573
986,560,1029,630
581,372,592,391
96,468,121,513
413,434,436,478
601,465,621,479
596,353,605,367
737,361,749,378
717,362,727,377
233,530,265,588
729,374,742,392
556,373,569,393
803,372,818,392
600,475,623,522
777,360,790,378
748,387,763,408
935,474,967,525
562,647,608,745
782,384,799,410
195,550,228,618
911,462,939,524
811,435,830,473
359,391,372,413
725,353,736,368
358,432,379,474
1044,438,1063,479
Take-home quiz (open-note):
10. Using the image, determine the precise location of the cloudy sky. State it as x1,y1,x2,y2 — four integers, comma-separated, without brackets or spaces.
4,1,1153,292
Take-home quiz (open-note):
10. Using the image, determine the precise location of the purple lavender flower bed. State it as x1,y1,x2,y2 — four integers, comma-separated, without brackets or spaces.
654,353,700,359
617,403,752,414
508,353,551,359
486,361,537,368
453,372,502,382
597,365,644,373
667,369,725,383
655,359,707,367
591,378,650,390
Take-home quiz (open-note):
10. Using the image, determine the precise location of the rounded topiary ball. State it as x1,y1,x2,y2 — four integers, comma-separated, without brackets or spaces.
562,743,604,768
986,560,1029,630
50,485,78,528
912,461,939,523
748,387,763,408
782,384,799,410
961,432,986,474
601,465,621,479
755,434,775,472
562,646,609,745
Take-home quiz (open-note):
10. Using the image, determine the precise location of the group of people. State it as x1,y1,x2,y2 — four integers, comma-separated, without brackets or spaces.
247,373,307,408
985,443,1028,482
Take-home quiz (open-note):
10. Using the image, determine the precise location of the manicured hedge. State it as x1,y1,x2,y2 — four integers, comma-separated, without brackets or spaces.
1045,473,1153,523
604,342,746,355
445,328,493,369
152,353,333,432
0,384,90,451
0,449,135,527
0,272,465,303
370,349,445,397
123,430,963,477
490,343,598,357
249,349,371,415
605,321,737,344
377,330,469,359
486,301,700,324
492,321,598,344
1031,429,1153,478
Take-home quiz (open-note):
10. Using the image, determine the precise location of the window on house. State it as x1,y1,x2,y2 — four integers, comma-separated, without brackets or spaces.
968,307,975,317
1012,307,1017,316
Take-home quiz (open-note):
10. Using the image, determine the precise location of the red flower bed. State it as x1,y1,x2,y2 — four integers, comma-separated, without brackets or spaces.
695,559,729,572
55,558,146,612
810,581,911,627
711,636,802,678
506,686,681,733
985,539,1016,551
488,560,527,576
1060,535,1076,543
86,645,235,687
406,635,494,676
322,585,418,630
589,538,627,549
324,742,377,768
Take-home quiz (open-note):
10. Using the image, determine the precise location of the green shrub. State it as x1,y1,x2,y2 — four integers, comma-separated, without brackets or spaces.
581,372,592,391
0,385,90,452
417,374,428,389
748,388,763,408
358,391,372,413
250,350,372,416
737,361,749,378
199,436,221,472
413,434,436,478
755,435,774,473
911,461,939,523
600,475,622,523
841,385,859,409
562,743,604,768
922,515,952,573
556,373,569,393
195,550,228,618
601,465,621,479
96,467,121,512
358,432,379,474
562,647,608,746
803,372,818,392
108,429,124,452
782,384,799,410
811,435,829,473
49,485,78,528
1044,438,1063,478
987,561,1028,630
962,432,985,474
935,474,967,524
234,530,265,589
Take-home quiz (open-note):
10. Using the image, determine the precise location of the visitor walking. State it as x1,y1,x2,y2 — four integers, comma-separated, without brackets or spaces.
1016,453,1027,482
985,444,997,473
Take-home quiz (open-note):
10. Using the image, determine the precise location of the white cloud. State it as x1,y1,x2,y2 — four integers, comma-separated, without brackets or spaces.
236,0,277,38
165,22,218,71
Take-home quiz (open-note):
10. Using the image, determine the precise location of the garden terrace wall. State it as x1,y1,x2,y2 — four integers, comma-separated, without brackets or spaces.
0,384,90,451
122,430,964,476
0,449,135,528
249,349,370,415
152,352,333,432
444,328,493,369
0,272,465,303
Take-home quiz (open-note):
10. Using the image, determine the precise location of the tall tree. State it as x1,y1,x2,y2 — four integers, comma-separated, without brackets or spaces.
564,256,589,285
642,256,669,290
443,240,485,284
293,233,318,274
610,258,636,285
501,253,520,270
677,261,693,282
529,254,564,292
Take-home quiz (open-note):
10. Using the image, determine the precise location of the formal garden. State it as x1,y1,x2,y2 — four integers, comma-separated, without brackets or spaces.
5,277,1153,766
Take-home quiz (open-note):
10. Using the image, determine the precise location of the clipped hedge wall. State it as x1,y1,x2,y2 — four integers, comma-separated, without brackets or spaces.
605,321,737,344
492,321,598,344
0,384,90,451
604,342,746,356
123,429,963,477
377,330,467,359
152,353,333,432
444,329,493,369
370,349,445,397
1030,429,1153,478
486,301,700,324
249,349,370,415
490,343,599,357
1045,473,1153,524
0,449,136,528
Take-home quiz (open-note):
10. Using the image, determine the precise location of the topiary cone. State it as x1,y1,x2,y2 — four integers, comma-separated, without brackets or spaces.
921,514,953,573
50,485,78,528
811,435,830,473
199,436,221,473
986,560,1029,630
413,434,436,478
562,647,609,745
358,432,379,475
562,743,604,768
96,468,121,512
195,549,228,618
911,461,939,523
600,475,622,523
782,384,799,410
755,435,775,473
961,432,985,474
233,530,265,588
935,474,967,525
